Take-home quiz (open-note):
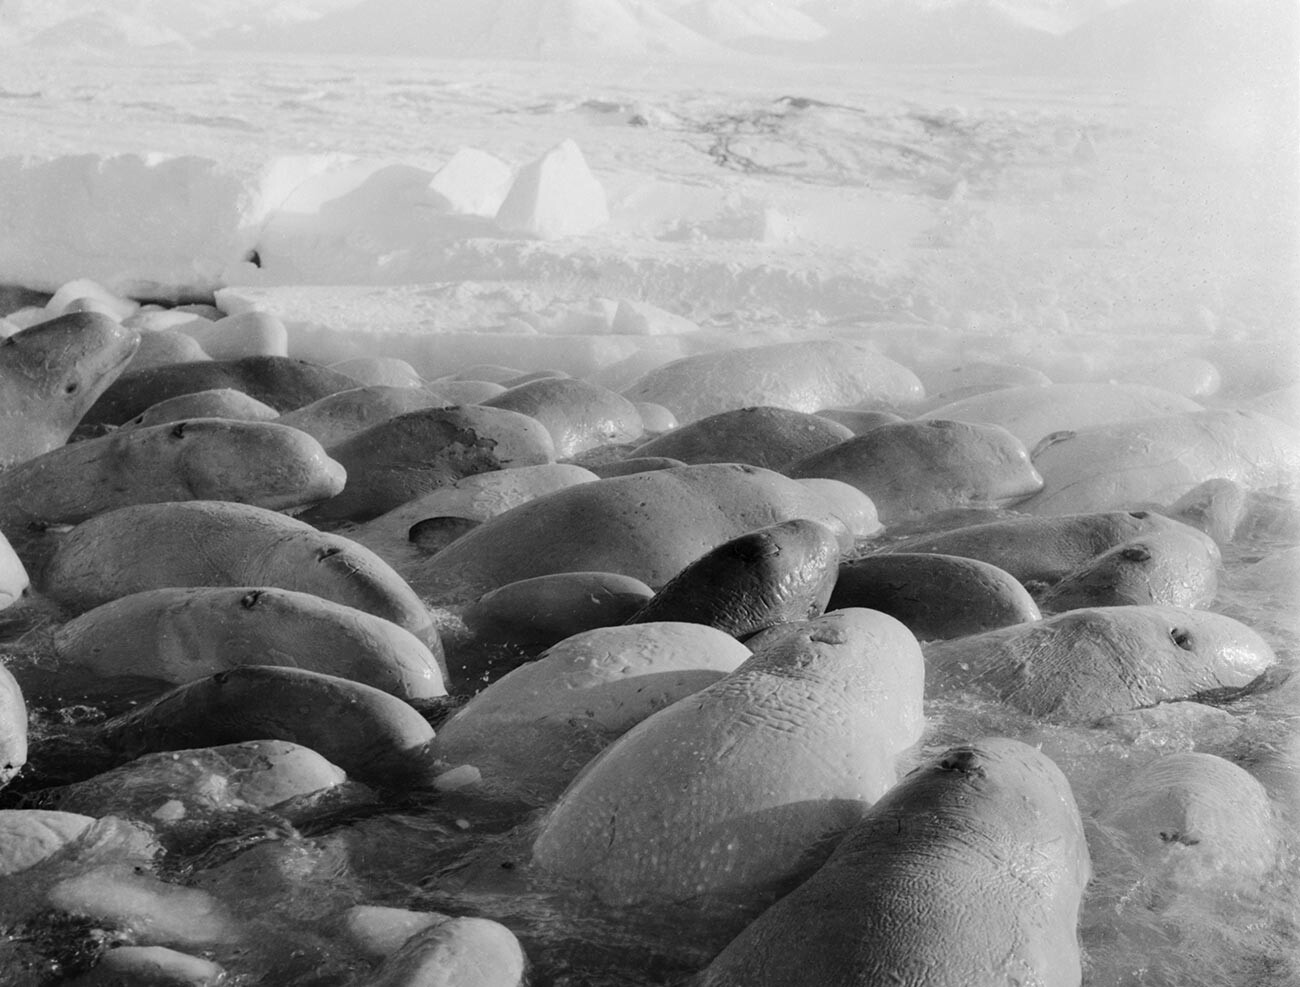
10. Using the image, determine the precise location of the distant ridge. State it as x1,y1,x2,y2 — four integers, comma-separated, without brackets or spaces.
0,0,356,45
26,9,191,49
1023,0,1300,77
224,0,735,59
0,0,1293,75
670,0,828,47
227,0,1064,61
796,0,1057,63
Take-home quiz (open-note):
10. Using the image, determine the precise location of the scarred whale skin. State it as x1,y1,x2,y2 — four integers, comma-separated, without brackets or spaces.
923,605,1275,723
531,609,925,910
409,463,854,604
0,312,139,467
695,738,1090,987
39,501,433,642
1021,409,1300,516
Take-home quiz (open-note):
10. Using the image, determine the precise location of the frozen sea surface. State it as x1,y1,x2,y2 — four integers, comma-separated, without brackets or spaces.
0,48,1295,342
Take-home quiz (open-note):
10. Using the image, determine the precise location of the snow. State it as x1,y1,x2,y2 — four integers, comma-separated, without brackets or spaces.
0,1,1292,367
429,149,515,218
0,37,1292,399
224,0,738,59
0,153,342,300
494,139,610,240
253,159,465,285
0,0,1288,309
670,0,829,45
1035,0,1300,80
0,0,1291,72
0,0,357,47
26,10,191,50
212,282,725,377
0,141,601,294
611,299,703,335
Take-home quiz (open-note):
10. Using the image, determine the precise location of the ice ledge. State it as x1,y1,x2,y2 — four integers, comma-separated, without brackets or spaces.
214,283,721,380
0,141,608,301
0,152,347,301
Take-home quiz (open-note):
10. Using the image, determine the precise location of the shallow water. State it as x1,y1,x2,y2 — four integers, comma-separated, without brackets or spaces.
0,491,1295,986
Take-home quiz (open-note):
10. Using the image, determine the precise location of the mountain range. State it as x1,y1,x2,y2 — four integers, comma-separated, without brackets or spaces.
0,0,1293,73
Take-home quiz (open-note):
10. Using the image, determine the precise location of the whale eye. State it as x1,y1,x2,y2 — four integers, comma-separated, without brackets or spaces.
64,380,78,394
1171,627,1194,650
172,422,187,438
239,590,263,610
1121,545,1152,563
317,546,342,561
1130,510,1150,520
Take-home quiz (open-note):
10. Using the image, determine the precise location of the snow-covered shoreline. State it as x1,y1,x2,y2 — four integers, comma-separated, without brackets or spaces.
2,52,1293,310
